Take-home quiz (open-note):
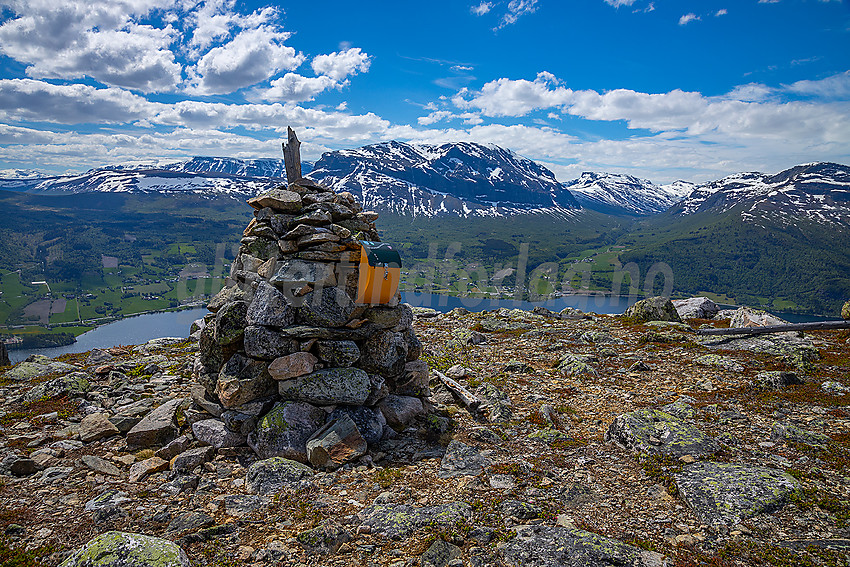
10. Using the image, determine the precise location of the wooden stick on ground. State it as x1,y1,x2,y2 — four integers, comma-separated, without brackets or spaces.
697,320,850,336
433,370,481,412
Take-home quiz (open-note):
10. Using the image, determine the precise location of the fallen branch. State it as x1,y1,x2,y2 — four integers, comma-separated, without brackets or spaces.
433,370,481,412
697,320,850,336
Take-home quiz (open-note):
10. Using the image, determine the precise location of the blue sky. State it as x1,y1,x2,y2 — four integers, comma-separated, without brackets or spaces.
0,0,848,183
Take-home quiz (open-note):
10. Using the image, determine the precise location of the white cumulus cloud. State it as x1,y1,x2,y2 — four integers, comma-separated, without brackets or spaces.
679,13,700,25
186,26,305,95
311,48,371,82
259,73,338,102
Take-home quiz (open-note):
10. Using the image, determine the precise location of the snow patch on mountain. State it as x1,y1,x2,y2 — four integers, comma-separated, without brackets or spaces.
308,140,580,218
565,172,694,216
676,162,850,227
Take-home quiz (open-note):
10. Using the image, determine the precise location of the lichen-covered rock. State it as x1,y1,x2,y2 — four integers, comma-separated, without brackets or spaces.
476,382,513,422
23,371,90,403
2,356,79,382
296,286,356,327
243,325,297,360
672,297,719,320
247,281,294,327
247,401,326,462
500,525,665,567
359,330,408,377
357,501,472,540
316,340,360,367
246,456,314,495
605,408,718,458
555,354,597,377
694,354,744,372
296,519,351,554
214,300,248,346
421,539,462,567
306,415,367,469
674,461,800,526
60,531,190,567
752,371,803,389
842,300,850,320
278,367,370,405
623,296,682,323
771,422,832,446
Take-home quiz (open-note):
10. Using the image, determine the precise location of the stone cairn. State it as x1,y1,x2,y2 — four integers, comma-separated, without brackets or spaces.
191,128,428,469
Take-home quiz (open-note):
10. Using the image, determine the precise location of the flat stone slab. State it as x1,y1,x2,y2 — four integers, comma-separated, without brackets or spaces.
674,461,801,526
438,440,489,478
278,367,370,406
500,525,665,567
358,502,472,540
126,398,182,449
605,408,718,458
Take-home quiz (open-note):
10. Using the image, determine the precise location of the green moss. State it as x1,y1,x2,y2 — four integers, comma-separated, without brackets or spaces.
375,467,404,489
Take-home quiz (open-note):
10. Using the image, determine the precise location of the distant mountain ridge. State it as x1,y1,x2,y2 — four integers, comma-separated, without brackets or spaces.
307,140,581,218
565,172,695,216
673,161,850,227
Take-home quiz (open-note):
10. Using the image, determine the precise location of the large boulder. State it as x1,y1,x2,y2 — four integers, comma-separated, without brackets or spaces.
247,401,326,462
2,356,78,382
243,325,297,360
126,398,182,450
247,281,294,327
59,531,190,567
359,330,408,377
674,461,800,526
246,456,314,495
604,408,718,458
500,525,665,567
623,297,682,323
23,372,90,403
729,306,786,328
296,286,356,327
672,297,719,320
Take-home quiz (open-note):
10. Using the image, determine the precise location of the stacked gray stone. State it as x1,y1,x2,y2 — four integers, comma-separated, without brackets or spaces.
190,178,428,469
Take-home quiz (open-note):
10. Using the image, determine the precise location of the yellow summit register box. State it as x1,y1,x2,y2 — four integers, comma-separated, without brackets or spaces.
356,240,402,305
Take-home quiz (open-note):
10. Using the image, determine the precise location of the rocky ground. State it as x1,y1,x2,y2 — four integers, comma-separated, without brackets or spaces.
0,304,849,566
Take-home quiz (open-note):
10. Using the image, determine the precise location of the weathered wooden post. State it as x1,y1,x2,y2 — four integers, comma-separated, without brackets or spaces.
282,126,302,183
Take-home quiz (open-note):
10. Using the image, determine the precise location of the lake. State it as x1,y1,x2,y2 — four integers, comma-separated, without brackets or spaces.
6,293,832,363
8,307,208,364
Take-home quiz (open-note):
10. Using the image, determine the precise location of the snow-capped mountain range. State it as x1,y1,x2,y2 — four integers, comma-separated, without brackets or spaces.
564,172,695,216
1,145,847,225
673,162,850,227
308,141,580,218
